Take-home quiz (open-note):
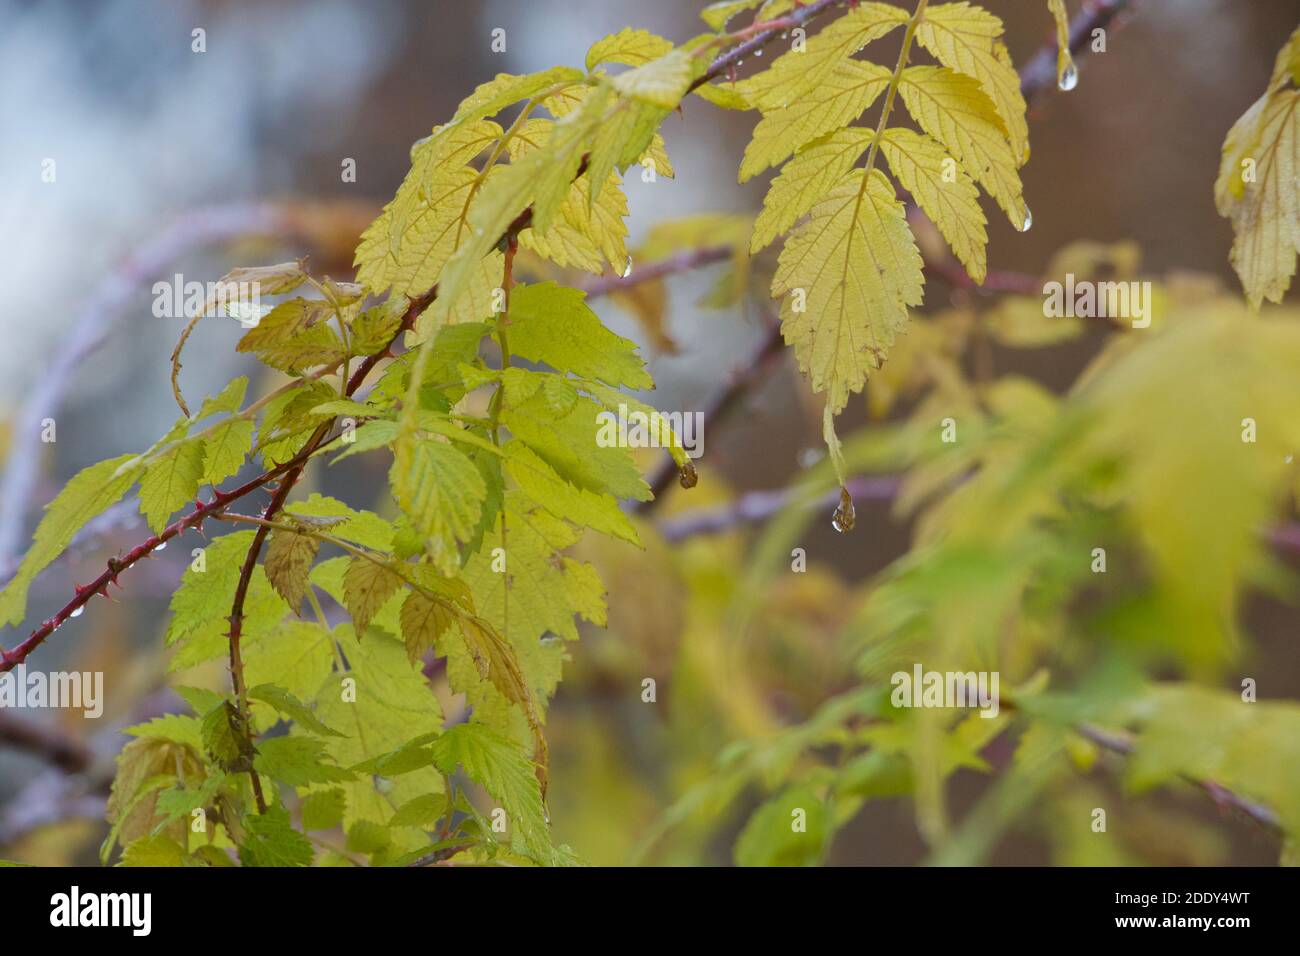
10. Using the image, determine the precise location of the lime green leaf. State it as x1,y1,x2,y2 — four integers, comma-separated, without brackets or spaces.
0,453,142,626
255,736,355,786
430,723,551,863
139,441,206,534
239,806,314,867
507,282,651,388
301,788,346,831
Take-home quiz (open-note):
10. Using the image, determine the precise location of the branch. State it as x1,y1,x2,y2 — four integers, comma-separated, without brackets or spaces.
1072,722,1281,833
0,711,95,774
580,245,734,298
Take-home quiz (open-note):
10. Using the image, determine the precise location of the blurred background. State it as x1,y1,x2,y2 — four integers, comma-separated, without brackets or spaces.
0,0,1296,865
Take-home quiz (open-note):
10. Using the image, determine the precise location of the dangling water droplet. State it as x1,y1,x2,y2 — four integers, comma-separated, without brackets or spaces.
753,48,763,57
678,458,698,490
831,486,856,534
70,605,84,618
1058,62,1079,92
736,59,745,67
154,540,167,552
1016,206,1033,233
621,255,633,279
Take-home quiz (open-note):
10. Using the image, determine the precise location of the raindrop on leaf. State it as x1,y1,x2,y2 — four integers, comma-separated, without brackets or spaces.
1058,62,1079,91
831,486,855,534
678,458,698,489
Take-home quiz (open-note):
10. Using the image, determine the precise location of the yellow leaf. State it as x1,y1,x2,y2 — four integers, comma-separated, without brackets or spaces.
752,129,874,252
774,169,924,413
878,127,988,283
586,27,673,71
897,65,1028,228
740,60,891,183
734,2,907,111
1047,0,1078,92
914,2,1030,164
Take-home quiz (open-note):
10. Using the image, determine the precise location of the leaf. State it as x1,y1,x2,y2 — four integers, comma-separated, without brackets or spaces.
389,793,446,828
1214,30,1300,308
734,784,830,866
752,128,873,252
740,60,891,182
195,376,248,419
449,67,585,128
399,588,456,663
353,119,503,298
896,65,1028,227
430,723,551,863
203,419,255,485
504,442,641,545
734,2,907,110
236,298,347,373
342,558,404,636
301,788,347,830
239,806,314,867
914,2,1030,164
264,529,319,611
878,127,988,283
507,282,652,388
390,434,486,563
247,683,342,737
121,834,187,867
139,441,205,534
586,27,674,71
611,48,703,110
312,627,444,836
0,453,142,626
701,0,764,31
254,736,355,786
774,168,924,413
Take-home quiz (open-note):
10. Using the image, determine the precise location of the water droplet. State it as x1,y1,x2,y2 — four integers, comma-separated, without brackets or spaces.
1016,206,1033,233
70,606,84,618
798,447,824,468
154,540,167,552
678,458,698,490
753,48,763,57
621,255,633,279
736,59,745,67
831,487,855,534
1058,62,1079,92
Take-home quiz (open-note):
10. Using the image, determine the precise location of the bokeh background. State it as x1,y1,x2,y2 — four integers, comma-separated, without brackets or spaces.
1,0,1296,865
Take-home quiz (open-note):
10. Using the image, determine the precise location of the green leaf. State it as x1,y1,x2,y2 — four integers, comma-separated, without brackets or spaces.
390,435,486,563
239,806,314,867
247,683,342,737
507,282,651,389
389,793,447,828
203,419,255,485
430,723,551,863
139,441,206,534
301,788,347,831
734,784,830,866
254,736,356,786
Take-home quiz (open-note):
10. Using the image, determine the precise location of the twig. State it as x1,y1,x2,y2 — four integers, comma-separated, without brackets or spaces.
656,475,902,541
580,245,734,298
1072,722,1281,833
